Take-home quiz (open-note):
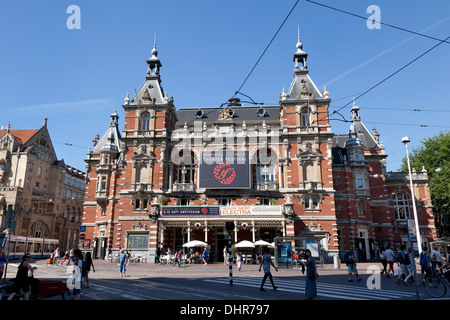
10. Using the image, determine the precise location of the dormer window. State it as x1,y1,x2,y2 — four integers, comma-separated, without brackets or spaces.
349,149,363,161
141,113,151,131
300,107,310,126
195,109,205,119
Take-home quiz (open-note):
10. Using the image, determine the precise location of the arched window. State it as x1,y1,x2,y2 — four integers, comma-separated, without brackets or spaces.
141,113,151,131
394,193,410,220
300,108,310,127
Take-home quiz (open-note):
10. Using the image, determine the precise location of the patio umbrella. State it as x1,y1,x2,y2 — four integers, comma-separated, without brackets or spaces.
182,240,208,247
235,240,255,248
254,240,271,246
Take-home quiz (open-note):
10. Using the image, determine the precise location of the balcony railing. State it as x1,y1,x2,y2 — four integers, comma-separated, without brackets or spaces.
255,182,279,192
300,181,323,190
173,182,196,193
131,183,153,192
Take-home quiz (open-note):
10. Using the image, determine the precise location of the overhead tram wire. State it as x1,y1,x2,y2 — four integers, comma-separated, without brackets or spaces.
304,0,450,45
233,0,300,97
315,33,450,125
182,0,300,127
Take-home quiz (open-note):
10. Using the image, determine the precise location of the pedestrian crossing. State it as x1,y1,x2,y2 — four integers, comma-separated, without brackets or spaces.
203,276,417,300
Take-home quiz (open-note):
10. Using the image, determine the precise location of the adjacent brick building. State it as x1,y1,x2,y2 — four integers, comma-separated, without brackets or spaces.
82,35,436,262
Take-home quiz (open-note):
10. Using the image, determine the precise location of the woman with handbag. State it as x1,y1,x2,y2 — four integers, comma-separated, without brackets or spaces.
305,249,318,300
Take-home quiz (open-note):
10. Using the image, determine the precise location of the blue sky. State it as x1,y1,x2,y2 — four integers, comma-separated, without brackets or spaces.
1,1,449,172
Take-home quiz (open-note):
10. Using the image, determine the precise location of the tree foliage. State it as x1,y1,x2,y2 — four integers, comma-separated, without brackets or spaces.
401,131,450,239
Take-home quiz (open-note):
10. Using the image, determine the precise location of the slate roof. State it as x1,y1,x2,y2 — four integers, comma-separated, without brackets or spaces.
175,105,280,127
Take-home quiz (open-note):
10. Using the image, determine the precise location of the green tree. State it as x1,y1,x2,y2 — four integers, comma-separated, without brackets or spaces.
401,131,450,239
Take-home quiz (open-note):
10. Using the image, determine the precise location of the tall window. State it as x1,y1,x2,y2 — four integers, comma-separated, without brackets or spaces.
97,176,107,191
256,154,274,183
177,152,196,184
300,108,310,127
305,197,319,210
142,113,151,131
394,193,410,220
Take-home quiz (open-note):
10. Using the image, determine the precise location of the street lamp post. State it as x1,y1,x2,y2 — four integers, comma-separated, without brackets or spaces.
402,136,423,254
402,136,422,300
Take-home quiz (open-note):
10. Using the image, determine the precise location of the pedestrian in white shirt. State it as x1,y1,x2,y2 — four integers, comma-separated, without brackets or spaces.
384,245,395,277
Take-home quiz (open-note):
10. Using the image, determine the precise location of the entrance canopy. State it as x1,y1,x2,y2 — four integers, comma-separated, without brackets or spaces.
182,240,208,248
235,240,254,248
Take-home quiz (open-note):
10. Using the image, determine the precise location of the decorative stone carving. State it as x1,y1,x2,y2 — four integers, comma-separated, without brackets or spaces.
218,107,233,120
308,221,322,231
132,222,148,231
280,88,287,101
322,86,329,99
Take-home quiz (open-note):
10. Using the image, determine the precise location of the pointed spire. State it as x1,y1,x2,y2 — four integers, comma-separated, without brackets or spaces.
110,106,119,126
351,98,360,121
293,26,308,70
146,33,162,79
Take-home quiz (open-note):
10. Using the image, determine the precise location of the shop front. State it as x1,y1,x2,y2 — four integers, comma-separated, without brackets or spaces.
158,205,287,262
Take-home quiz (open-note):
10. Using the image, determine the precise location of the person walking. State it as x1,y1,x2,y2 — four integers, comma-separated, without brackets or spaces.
402,247,414,286
384,244,394,277
380,249,388,276
223,246,228,265
305,249,318,300
345,247,361,282
396,244,409,285
299,249,306,274
259,248,278,291
154,247,161,265
82,252,95,288
166,248,172,266
202,247,208,265
68,248,74,265
119,249,128,277
293,251,300,269
236,251,243,271
173,249,182,268
72,249,83,300
61,250,70,265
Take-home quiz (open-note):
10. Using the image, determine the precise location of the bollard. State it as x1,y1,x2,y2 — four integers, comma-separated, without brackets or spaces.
334,254,340,269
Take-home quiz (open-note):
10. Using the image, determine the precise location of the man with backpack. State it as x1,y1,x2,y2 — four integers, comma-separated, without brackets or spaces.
419,246,432,286
396,244,411,285
345,247,361,282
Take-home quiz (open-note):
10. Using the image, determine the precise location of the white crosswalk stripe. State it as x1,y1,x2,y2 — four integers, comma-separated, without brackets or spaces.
204,277,417,300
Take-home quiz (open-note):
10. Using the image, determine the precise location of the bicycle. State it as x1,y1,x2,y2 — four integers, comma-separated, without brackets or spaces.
423,266,449,298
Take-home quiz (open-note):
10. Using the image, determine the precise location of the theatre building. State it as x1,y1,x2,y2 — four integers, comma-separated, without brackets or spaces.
82,35,436,262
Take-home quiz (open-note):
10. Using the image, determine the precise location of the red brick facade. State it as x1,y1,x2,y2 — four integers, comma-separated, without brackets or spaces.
82,38,436,262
